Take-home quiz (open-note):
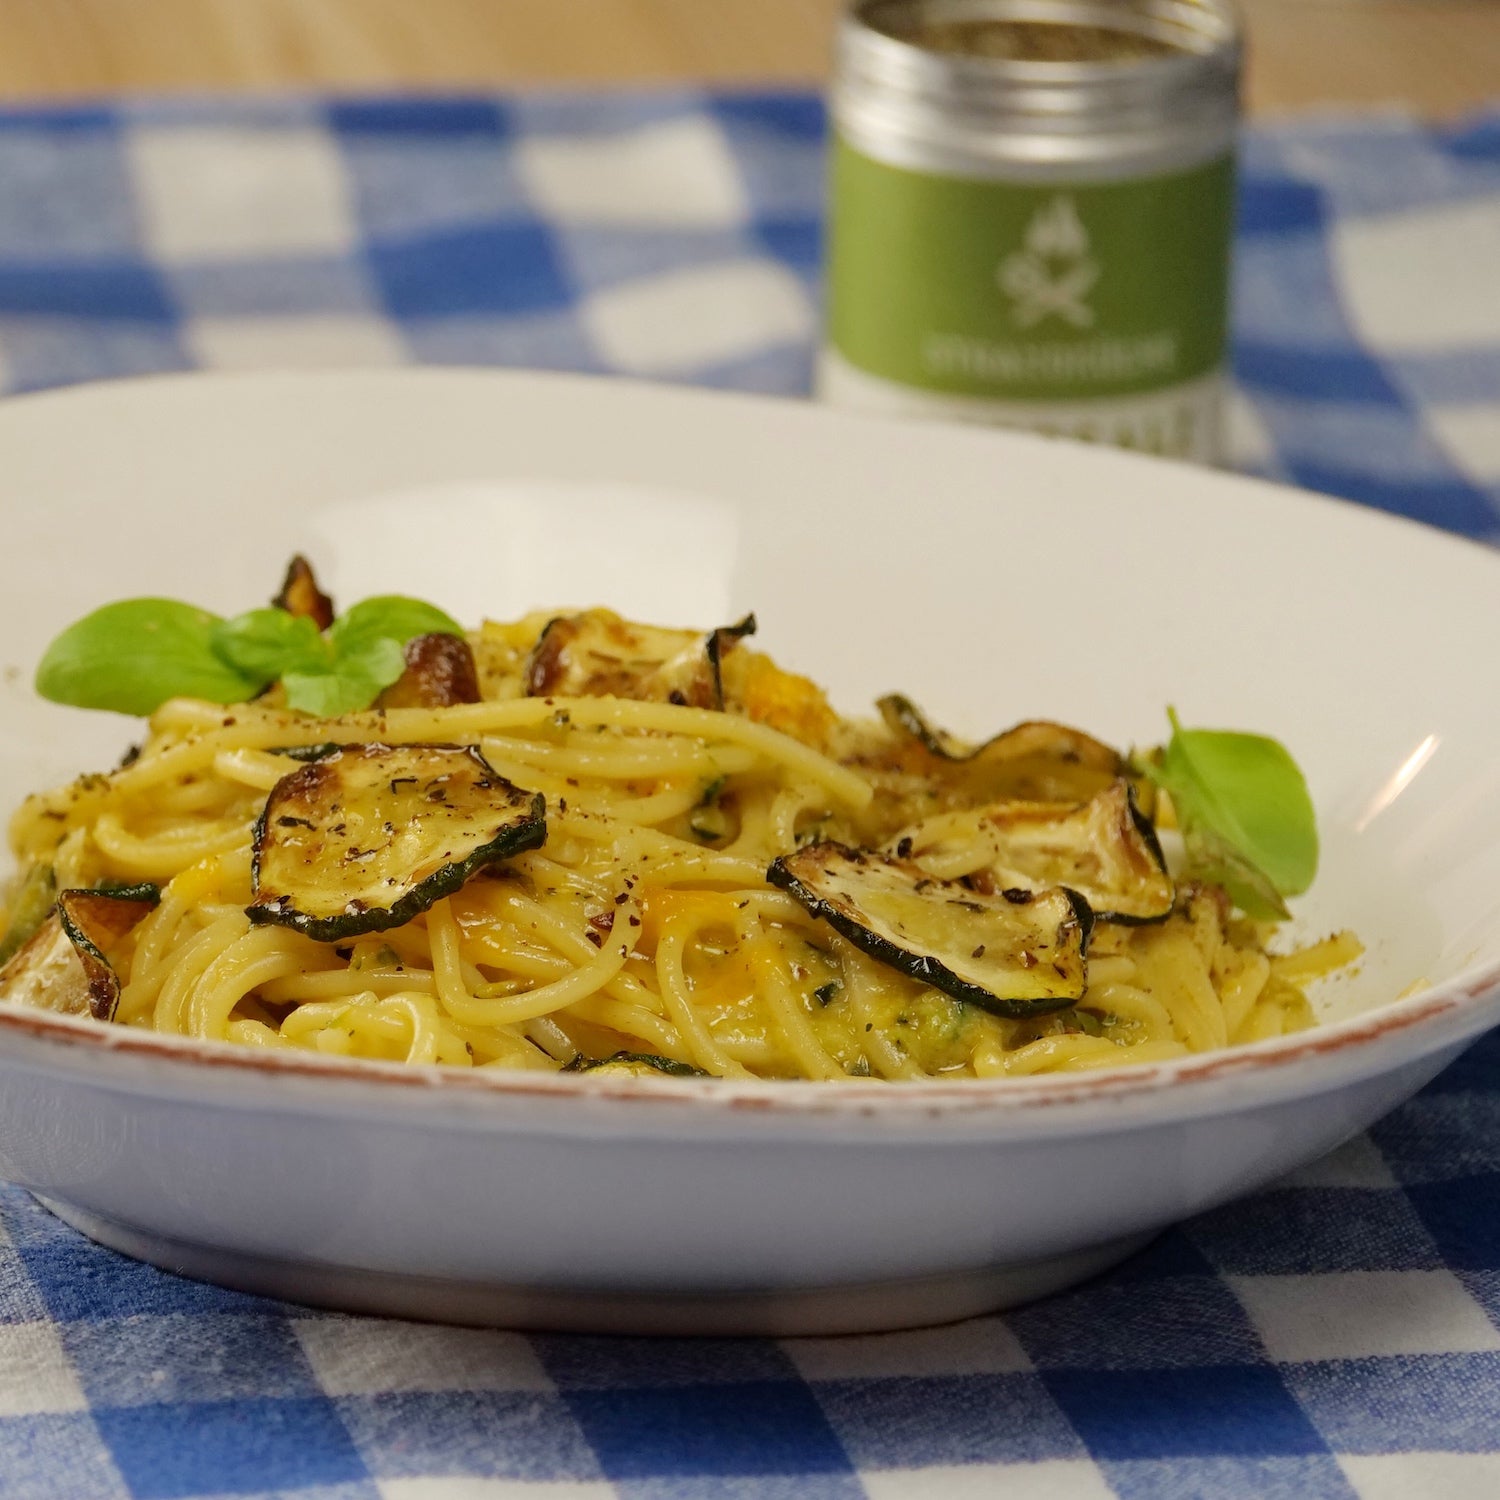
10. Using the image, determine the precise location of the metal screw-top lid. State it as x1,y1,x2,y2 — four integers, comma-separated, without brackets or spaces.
835,0,1243,177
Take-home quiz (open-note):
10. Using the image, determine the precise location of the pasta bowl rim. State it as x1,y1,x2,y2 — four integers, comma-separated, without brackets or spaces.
0,959,1492,1130
2,368,1499,1131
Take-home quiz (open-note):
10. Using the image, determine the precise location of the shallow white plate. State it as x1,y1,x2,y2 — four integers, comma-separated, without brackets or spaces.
1,369,1497,1335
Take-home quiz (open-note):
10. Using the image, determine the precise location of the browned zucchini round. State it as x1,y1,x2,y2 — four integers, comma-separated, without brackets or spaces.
0,885,160,1022
58,887,162,1020
247,744,546,942
767,841,1093,1019
524,608,756,709
892,780,1173,924
563,1051,711,1078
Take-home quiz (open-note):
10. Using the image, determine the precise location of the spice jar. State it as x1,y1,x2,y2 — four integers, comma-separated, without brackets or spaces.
820,0,1242,462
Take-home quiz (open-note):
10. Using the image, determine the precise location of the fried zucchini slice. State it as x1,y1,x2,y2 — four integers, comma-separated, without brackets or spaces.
524,608,755,709
0,885,159,1021
376,632,482,709
877,694,1126,804
59,887,161,1020
893,780,1173,924
272,554,335,631
768,841,1092,1019
247,744,546,941
0,915,90,1018
563,1051,711,1078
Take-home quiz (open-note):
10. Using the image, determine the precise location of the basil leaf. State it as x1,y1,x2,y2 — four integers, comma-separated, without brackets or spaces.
35,599,260,716
1180,826,1291,922
282,598,456,716
35,580,466,721
327,597,464,659
211,609,331,686
1147,708,1318,918
282,638,408,717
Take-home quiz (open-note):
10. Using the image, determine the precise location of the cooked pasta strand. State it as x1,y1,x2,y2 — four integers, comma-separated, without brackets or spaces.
1,608,1354,1080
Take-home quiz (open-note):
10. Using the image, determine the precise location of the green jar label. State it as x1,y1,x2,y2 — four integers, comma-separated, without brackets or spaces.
826,142,1235,402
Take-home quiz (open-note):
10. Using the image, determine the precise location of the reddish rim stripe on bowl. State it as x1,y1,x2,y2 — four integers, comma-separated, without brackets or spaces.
0,968,1488,1118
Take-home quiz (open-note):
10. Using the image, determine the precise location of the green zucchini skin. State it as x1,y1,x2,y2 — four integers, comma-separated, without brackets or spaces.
1008,782,1171,927
873,694,1134,808
92,880,163,904
877,694,1123,772
57,886,162,1021
767,843,1094,1021
564,1051,711,1078
271,742,346,764
893,781,1173,927
705,613,756,710
246,743,547,943
0,862,57,966
1118,786,1172,924
524,608,757,710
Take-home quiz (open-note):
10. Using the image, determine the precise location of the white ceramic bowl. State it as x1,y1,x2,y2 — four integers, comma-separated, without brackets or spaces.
0,369,1496,1336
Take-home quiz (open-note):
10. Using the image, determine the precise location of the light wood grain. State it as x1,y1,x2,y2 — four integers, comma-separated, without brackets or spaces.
1243,1,1500,118
0,0,1491,116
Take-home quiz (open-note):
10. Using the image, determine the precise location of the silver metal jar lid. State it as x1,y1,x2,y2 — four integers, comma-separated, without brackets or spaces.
834,0,1243,178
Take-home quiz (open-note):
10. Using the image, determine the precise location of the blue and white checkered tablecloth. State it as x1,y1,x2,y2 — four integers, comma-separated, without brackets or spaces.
1,91,1499,1499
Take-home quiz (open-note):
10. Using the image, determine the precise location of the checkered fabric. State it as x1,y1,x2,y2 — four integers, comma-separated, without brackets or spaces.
0,94,1489,532
0,91,1497,1498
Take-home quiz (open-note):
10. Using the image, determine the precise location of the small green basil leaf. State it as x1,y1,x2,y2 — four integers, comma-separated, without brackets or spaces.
1180,826,1291,921
1147,708,1318,913
339,635,414,697
35,599,260,716
211,609,331,686
281,637,408,717
327,597,464,659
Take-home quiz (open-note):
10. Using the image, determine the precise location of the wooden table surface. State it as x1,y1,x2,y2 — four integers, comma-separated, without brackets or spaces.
0,0,1493,117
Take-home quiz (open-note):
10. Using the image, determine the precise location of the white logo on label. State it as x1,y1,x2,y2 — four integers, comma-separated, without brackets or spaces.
997,196,1099,329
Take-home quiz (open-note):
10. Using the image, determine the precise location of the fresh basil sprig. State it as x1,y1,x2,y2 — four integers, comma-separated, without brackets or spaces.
1140,709,1318,920
35,593,463,718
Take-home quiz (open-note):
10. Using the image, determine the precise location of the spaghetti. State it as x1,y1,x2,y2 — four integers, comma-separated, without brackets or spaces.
0,606,1359,1079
